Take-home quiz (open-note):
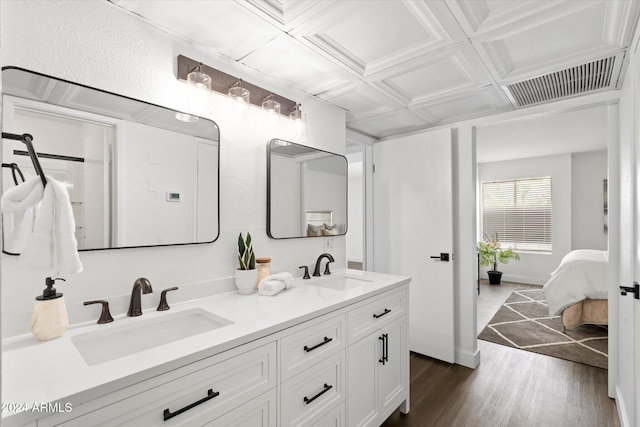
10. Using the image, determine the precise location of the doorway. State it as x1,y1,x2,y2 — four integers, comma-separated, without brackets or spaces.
346,149,364,270
474,104,612,370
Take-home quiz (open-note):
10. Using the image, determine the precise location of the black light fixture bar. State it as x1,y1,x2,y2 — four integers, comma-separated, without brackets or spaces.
177,55,298,117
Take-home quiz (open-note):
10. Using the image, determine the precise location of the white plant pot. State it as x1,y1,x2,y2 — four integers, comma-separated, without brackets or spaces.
235,269,257,295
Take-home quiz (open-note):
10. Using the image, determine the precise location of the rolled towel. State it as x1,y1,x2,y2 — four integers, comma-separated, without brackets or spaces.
271,272,294,287
258,272,294,296
258,279,287,296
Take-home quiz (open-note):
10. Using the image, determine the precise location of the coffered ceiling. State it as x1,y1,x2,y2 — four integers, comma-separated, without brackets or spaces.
111,0,640,140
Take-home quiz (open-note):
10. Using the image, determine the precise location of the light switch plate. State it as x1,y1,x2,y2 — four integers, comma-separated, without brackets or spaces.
324,237,334,252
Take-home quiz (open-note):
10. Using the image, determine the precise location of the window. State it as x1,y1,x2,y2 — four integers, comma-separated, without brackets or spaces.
481,176,552,252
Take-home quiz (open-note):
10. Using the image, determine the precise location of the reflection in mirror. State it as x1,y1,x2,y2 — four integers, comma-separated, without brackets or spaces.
267,139,347,239
1,67,220,252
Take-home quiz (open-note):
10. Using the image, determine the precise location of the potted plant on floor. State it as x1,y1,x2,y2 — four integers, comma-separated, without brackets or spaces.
235,231,257,294
477,232,520,285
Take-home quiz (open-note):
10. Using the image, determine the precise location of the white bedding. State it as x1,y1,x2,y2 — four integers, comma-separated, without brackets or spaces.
543,249,609,315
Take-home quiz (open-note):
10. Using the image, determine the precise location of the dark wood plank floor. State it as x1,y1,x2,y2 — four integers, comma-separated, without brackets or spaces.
382,340,618,427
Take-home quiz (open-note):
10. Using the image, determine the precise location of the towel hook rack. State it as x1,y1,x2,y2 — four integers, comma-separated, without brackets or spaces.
1,162,25,186
1,132,47,187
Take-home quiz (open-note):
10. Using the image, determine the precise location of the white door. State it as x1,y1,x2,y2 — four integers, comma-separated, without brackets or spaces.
632,41,640,427
373,128,455,362
615,36,639,427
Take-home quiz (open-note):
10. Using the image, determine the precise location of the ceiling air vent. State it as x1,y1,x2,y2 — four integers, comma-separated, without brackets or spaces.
503,54,624,108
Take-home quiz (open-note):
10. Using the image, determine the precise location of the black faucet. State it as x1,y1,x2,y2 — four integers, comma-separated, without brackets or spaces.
313,253,335,277
127,277,153,316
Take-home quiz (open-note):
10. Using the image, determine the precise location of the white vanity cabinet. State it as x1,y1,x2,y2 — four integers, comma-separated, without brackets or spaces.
346,289,409,427
276,286,408,427
7,277,409,427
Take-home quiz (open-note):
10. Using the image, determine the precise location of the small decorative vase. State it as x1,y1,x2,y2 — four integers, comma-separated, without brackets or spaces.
235,269,258,294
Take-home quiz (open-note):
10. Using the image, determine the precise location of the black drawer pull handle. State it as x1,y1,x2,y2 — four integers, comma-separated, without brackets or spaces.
304,336,333,352
373,308,391,319
163,388,219,421
303,383,333,405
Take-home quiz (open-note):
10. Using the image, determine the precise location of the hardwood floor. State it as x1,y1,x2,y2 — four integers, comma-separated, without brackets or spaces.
382,280,619,427
382,342,617,427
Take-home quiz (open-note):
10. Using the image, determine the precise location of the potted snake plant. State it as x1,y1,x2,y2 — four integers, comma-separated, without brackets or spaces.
477,232,520,285
235,231,257,294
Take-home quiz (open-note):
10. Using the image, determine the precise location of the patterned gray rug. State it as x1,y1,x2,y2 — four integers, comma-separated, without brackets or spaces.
478,288,608,369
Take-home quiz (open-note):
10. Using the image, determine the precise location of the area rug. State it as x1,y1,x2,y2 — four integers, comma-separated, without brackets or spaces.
478,288,608,369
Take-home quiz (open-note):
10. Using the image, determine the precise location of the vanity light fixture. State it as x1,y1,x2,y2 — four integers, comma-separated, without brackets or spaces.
262,93,281,115
186,62,212,90
228,80,250,104
177,55,297,117
289,103,305,122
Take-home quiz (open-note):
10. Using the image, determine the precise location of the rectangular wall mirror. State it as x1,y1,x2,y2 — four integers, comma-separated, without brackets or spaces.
267,139,347,239
1,67,220,252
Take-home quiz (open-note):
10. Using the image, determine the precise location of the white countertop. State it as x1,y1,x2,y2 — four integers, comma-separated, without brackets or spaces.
2,269,409,425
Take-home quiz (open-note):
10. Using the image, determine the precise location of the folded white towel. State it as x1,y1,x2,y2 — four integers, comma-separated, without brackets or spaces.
1,176,83,275
258,272,294,296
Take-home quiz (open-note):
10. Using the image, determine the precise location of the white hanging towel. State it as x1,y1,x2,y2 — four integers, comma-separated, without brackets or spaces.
1,176,42,254
1,175,83,275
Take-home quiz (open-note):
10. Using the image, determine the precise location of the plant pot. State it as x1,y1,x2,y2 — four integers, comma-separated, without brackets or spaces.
235,269,257,294
487,270,503,285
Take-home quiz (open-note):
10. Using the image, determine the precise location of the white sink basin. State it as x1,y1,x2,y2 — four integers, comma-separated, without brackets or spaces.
72,308,232,366
309,274,374,290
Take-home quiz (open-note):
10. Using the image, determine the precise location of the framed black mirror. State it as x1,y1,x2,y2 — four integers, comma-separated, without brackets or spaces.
1,67,220,252
267,139,347,239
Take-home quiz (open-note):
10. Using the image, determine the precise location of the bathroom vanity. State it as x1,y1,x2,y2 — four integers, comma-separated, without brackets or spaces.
2,270,409,427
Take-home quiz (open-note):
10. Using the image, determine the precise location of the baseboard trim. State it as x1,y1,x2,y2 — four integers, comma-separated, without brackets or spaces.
479,273,546,286
455,347,480,369
615,384,630,427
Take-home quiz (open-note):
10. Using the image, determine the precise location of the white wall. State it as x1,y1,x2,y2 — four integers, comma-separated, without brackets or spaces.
478,154,572,285
571,150,608,250
0,1,346,337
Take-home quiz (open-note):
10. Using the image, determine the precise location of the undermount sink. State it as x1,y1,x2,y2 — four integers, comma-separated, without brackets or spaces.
309,274,374,290
72,308,232,366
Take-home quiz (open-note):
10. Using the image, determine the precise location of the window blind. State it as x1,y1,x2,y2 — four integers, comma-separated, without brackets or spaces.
481,176,552,252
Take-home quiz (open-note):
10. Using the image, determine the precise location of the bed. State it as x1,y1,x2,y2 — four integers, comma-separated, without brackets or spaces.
543,249,609,331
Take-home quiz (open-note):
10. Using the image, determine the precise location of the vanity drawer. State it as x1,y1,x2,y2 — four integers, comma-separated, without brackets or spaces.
204,387,276,427
280,350,345,427
310,402,345,427
280,313,345,381
347,289,406,345
56,342,276,427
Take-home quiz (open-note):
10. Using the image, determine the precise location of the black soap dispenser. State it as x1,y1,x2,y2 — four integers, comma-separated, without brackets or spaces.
30,277,69,341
